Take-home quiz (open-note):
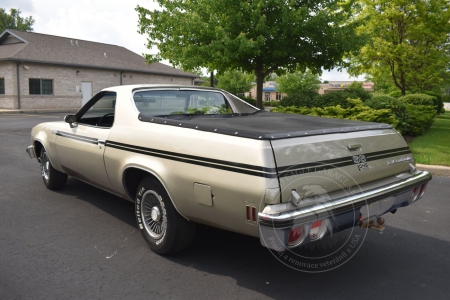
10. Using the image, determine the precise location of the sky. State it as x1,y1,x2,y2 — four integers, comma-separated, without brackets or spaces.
3,0,365,81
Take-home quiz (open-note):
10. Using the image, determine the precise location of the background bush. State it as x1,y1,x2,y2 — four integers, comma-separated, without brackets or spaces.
239,96,264,108
399,94,435,107
402,104,436,136
278,90,319,107
365,95,409,133
420,91,444,114
388,90,403,98
273,98,398,127
345,82,372,102
273,97,436,136
266,100,280,107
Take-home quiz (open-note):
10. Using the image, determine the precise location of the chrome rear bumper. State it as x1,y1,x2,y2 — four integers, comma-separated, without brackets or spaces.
259,170,432,249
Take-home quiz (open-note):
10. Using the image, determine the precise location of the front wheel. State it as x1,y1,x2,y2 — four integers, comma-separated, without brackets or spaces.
40,148,67,190
135,176,196,254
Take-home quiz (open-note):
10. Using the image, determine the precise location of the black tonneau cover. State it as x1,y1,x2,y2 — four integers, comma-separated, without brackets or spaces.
139,111,392,140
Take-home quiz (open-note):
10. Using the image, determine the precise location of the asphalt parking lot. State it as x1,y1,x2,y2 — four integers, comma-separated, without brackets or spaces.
1,113,449,299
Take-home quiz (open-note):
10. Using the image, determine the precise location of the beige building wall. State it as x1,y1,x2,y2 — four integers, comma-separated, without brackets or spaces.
0,62,194,109
319,82,374,94
245,81,286,101
0,62,18,109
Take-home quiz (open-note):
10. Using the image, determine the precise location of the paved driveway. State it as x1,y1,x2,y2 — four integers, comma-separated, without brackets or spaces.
1,113,449,299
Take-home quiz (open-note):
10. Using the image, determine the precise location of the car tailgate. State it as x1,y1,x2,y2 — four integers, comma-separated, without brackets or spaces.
270,128,413,203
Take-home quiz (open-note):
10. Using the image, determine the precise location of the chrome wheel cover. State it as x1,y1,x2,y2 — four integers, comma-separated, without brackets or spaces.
141,190,167,239
41,152,50,181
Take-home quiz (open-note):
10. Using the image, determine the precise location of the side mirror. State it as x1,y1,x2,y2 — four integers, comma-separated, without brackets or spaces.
64,115,78,128
64,114,77,123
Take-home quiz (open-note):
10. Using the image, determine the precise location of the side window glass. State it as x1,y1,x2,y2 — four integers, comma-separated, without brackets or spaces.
78,92,116,127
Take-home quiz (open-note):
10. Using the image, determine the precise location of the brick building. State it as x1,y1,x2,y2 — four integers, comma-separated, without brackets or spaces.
0,29,198,109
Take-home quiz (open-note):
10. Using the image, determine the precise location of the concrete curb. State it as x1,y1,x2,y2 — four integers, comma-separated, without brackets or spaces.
0,109,78,114
417,164,450,177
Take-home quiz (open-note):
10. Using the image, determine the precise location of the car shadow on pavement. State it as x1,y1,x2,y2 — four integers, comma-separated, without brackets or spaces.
55,177,137,228
167,225,450,299
57,178,449,299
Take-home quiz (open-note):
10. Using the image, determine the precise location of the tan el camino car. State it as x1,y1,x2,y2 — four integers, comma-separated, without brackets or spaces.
26,85,432,254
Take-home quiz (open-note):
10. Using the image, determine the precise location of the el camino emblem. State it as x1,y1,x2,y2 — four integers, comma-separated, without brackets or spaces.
353,155,369,171
352,155,366,164
387,157,412,165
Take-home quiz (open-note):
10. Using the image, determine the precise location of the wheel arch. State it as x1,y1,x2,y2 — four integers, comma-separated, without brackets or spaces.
33,139,44,158
122,166,189,220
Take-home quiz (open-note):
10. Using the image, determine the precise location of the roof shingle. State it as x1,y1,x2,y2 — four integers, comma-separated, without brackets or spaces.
0,29,197,78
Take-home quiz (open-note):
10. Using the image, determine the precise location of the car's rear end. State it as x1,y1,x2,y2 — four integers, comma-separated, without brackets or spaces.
258,125,432,250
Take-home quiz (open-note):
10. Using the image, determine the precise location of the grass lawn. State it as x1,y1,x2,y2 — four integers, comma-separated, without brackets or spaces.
408,113,450,166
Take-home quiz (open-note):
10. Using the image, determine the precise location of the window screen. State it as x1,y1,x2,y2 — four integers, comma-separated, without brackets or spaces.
0,78,4,94
29,79,53,95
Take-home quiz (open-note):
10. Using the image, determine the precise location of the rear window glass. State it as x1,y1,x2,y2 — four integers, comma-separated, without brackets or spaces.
133,90,233,116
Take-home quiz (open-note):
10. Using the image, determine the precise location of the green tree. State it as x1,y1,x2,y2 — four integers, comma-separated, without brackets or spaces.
264,73,278,82
216,70,254,95
275,69,320,96
136,0,362,109
0,8,35,32
349,0,450,95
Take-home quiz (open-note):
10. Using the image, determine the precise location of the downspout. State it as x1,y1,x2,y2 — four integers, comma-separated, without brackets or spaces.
16,62,21,109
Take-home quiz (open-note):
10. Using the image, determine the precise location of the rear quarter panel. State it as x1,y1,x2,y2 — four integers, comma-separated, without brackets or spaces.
105,89,278,237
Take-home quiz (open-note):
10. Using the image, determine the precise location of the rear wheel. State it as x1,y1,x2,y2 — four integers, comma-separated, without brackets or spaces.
135,176,196,254
40,148,67,190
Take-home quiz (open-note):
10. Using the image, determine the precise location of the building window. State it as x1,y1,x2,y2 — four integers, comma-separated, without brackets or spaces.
0,78,4,94
248,91,252,98
29,79,53,95
276,92,282,100
265,92,270,101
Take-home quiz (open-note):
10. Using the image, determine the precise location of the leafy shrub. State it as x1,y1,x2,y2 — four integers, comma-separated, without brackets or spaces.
313,91,360,108
278,90,319,107
402,104,436,136
345,82,372,102
420,91,444,114
274,97,436,136
239,96,264,108
400,94,435,107
388,90,403,98
366,95,409,133
273,98,398,127
266,100,280,107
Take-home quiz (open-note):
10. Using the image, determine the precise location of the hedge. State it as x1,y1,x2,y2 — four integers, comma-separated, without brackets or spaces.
273,98,436,136
272,99,398,128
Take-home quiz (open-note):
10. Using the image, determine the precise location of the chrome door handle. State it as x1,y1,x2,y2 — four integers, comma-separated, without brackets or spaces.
98,140,106,149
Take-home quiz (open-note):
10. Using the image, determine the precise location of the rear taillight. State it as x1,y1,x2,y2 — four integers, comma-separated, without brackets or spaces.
410,187,420,203
410,184,427,203
287,225,307,247
419,183,427,198
309,219,328,241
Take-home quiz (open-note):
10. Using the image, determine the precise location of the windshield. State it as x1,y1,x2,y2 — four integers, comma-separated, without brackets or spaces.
133,90,233,116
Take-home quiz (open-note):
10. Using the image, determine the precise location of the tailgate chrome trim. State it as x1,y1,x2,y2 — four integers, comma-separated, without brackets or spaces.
259,170,432,229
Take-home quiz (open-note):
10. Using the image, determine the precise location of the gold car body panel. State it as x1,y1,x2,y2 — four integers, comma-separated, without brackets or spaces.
104,88,278,236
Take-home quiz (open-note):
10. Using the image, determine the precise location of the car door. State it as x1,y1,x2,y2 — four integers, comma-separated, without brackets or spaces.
55,92,116,191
